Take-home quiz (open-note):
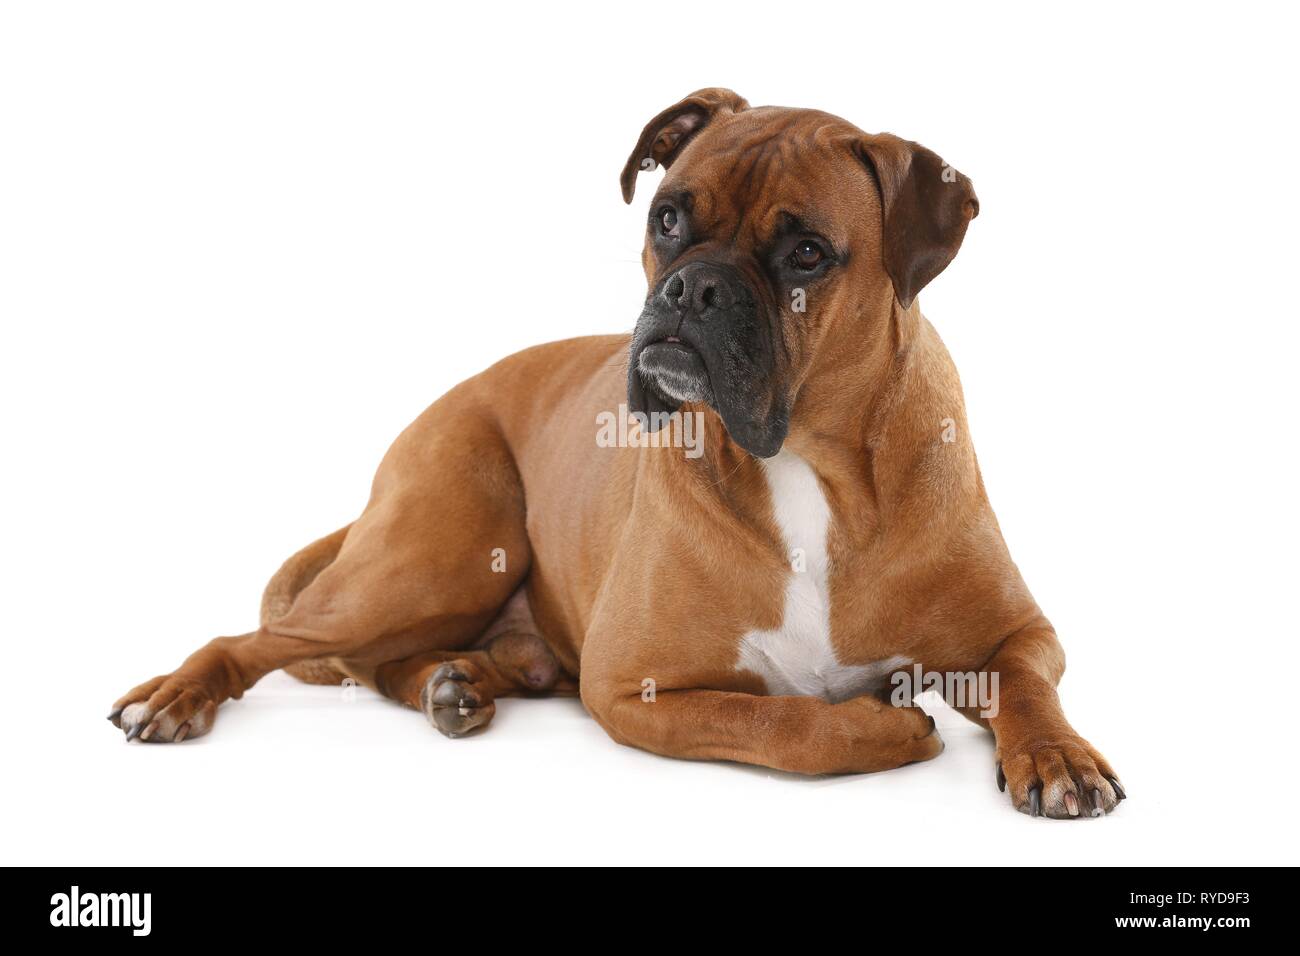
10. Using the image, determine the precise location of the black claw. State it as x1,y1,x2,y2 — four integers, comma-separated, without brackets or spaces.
124,723,143,742
107,707,123,722
433,664,469,684
1028,786,1041,817
996,762,1006,792
1108,775,1126,801
431,680,480,709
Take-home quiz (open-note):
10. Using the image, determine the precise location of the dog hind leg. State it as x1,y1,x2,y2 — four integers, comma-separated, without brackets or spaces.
260,525,353,686
109,393,533,743
362,588,576,736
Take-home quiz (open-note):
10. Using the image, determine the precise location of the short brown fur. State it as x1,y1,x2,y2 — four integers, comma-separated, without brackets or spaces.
110,90,1121,818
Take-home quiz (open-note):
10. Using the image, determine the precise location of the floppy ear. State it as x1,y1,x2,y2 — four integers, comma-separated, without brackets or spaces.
856,134,979,309
620,88,749,203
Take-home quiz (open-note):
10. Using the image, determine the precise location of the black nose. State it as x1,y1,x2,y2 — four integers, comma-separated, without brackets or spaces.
659,262,739,316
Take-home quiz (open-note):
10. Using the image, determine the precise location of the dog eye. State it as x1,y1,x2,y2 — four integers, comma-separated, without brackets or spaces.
657,206,679,237
790,240,825,270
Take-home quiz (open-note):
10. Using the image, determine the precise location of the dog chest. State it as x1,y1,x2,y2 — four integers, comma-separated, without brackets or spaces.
735,451,905,702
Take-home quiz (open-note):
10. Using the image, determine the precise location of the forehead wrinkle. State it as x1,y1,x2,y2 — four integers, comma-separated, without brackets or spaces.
730,149,778,244
724,133,804,245
748,175,844,248
760,145,867,249
669,110,868,245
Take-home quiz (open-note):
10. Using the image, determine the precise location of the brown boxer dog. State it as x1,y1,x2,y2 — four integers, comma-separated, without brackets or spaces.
110,88,1124,818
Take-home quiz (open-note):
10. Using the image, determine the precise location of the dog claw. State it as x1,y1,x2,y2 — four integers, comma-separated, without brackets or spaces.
107,707,123,723
432,664,470,684
139,720,160,742
995,762,1005,792
174,722,190,743
1002,742,1120,819
124,723,143,742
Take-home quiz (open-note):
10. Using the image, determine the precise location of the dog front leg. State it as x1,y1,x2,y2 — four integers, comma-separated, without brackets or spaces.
980,623,1125,818
582,681,942,775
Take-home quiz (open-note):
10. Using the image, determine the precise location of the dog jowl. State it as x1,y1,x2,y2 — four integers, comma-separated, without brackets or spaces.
109,88,1122,819
629,255,788,458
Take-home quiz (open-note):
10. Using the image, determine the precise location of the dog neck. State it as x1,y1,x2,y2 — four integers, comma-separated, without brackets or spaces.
646,296,931,542
783,294,919,453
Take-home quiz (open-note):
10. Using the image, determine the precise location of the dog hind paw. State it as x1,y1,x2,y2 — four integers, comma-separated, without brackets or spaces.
419,661,497,738
108,675,218,743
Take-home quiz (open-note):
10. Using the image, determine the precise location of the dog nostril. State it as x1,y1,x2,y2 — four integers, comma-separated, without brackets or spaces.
665,275,685,302
701,284,717,309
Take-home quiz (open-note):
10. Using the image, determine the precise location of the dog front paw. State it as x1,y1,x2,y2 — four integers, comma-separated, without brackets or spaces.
996,735,1124,819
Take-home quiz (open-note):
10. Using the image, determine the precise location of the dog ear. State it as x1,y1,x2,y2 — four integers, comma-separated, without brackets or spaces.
621,88,749,203
856,134,979,309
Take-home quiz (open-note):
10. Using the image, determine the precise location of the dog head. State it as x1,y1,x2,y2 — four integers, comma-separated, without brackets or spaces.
622,88,978,458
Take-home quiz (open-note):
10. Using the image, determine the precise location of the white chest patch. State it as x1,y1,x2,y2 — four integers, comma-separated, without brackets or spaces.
735,451,908,702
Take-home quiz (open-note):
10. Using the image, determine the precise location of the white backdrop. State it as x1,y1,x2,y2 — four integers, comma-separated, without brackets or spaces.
2,1,1296,865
